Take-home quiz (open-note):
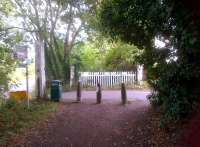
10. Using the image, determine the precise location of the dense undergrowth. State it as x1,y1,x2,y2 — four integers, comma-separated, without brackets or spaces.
0,99,58,144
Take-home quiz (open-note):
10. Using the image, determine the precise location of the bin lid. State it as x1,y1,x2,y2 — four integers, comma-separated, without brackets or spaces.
51,80,62,85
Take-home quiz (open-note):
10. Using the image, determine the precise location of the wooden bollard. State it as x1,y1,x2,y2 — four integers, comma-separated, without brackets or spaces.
77,81,81,102
121,83,127,104
96,83,102,104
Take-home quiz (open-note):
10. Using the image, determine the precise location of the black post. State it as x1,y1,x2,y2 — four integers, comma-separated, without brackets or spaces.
96,83,102,104
121,83,127,104
77,81,81,102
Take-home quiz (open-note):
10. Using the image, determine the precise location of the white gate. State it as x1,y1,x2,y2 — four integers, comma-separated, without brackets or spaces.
79,71,137,88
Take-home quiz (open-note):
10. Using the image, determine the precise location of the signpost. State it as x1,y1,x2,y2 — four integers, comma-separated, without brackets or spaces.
26,59,29,108
14,45,30,108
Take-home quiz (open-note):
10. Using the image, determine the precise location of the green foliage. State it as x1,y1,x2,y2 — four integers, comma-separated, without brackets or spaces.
148,62,199,122
99,0,163,49
45,38,65,80
99,0,200,123
0,99,58,144
104,41,142,70
0,45,16,89
71,42,104,71
70,40,142,72
0,0,18,99
0,0,13,14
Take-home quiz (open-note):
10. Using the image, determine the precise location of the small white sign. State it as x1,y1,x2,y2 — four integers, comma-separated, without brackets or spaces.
14,45,28,60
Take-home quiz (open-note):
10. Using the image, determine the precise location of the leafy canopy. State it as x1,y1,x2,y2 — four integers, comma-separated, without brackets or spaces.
104,41,142,71
99,0,200,123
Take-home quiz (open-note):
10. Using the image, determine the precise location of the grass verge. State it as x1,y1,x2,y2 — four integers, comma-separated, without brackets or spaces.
0,99,58,145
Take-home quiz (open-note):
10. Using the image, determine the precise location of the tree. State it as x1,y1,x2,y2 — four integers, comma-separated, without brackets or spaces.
104,41,142,71
13,0,51,98
0,1,17,98
0,46,15,88
70,39,142,72
71,42,104,71
99,0,200,123
13,0,93,76
11,0,93,96
59,0,91,83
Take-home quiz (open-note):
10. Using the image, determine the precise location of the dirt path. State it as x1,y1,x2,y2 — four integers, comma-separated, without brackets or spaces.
7,90,177,147
61,90,150,103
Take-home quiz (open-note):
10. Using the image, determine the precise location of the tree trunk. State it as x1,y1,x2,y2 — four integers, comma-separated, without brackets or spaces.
35,39,46,98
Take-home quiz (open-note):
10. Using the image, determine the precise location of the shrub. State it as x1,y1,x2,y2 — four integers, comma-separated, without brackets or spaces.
0,99,58,144
148,61,200,123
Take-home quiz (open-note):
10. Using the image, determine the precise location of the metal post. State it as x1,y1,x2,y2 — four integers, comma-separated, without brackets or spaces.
26,63,29,108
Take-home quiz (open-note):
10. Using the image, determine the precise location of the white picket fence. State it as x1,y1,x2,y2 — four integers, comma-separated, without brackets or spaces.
79,71,137,88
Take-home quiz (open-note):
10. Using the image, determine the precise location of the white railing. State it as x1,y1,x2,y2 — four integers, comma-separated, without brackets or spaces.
79,71,137,88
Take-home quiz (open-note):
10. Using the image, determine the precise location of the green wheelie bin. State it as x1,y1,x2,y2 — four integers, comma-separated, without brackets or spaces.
51,80,62,101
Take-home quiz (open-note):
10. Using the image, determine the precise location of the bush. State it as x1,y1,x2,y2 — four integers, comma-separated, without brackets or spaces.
0,99,58,144
148,62,200,123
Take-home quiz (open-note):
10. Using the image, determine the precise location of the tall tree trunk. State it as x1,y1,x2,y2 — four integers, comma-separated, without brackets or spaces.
35,36,46,98
63,54,70,84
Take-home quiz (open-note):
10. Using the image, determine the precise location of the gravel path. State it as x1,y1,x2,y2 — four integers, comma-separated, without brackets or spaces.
61,90,150,104
9,90,153,147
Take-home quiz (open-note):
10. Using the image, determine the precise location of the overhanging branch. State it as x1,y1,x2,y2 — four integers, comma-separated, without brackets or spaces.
3,27,38,32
